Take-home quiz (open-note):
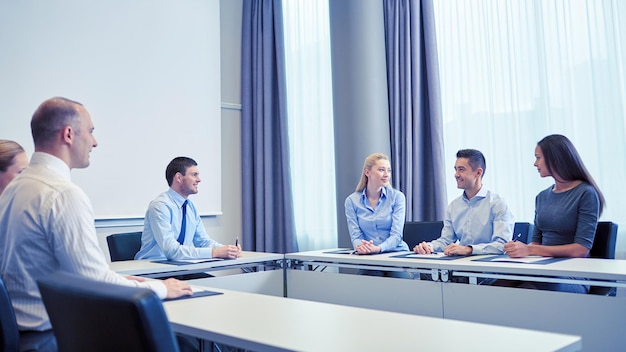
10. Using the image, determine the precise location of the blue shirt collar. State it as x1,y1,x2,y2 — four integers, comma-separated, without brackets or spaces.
167,188,187,208
462,186,488,202
359,186,389,201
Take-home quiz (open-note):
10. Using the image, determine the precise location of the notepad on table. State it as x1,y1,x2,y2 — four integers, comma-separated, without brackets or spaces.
488,255,554,264
164,287,224,301
404,252,448,259
171,258,224,264
152,258,224,265
323,248,356,255
390,252,468,260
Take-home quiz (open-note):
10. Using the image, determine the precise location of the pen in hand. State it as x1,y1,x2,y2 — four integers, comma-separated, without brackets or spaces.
504,234,522,256
235,237,239,247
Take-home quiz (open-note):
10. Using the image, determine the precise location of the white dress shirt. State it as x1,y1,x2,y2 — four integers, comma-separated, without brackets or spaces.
0,152,166,331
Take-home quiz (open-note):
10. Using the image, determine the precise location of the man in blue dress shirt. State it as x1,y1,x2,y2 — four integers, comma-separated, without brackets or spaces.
135,156,240,261
414,149,514,256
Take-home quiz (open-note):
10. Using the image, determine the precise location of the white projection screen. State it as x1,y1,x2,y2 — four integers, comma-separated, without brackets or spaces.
0,0,222,219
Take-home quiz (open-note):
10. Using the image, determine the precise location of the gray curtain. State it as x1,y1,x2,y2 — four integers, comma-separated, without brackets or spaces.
241,0,297,253
383,0,447,221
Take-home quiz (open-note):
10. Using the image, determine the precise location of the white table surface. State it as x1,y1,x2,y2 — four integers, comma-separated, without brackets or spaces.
286,249,444,269
164,287,581,352
286,249,626,350
287,249,626,283
440,256,626,281
110,251,284,277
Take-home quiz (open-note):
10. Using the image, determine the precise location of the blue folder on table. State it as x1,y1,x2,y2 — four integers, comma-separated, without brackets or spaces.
152,258,224,266
471,255,568,265
391,252,469,260
164,289,223,301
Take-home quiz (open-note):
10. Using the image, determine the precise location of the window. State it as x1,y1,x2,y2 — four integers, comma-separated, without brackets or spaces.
434,0,626,255
283,0,337,251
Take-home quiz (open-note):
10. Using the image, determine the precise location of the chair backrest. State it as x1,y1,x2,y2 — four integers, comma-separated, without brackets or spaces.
404,221,534,247
589,221,618,259
0,277,19,352
106,231,143,261
403,221,444,249
37,271,180,352
588,221,618,296
1,276,57,352
512,222,534,244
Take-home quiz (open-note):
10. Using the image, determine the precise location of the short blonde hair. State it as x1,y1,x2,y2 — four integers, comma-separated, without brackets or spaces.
355,153,391,192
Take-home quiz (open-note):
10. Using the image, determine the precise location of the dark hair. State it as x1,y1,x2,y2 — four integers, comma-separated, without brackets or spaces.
165,157,198,186
456,149,486,177
30,97,83,149
0,140,26,172
537,134,605,214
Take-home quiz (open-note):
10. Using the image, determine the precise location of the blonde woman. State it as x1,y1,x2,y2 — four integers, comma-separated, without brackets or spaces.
344,153,409,262
0,140,29,195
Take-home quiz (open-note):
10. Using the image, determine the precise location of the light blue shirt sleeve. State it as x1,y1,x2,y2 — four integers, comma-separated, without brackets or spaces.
344,187,409,253
135,188,221,260
429,208,459,251
428,188,514,254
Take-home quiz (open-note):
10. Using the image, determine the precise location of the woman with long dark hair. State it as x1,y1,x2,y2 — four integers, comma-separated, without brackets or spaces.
504,134,604,293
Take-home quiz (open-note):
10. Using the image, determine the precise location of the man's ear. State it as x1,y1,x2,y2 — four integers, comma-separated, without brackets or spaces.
476,167,484,178
61,126,73,144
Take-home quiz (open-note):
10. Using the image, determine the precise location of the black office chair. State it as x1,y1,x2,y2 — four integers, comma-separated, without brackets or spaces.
588,221,619,296
1,277,56,352
512,222,533,244
0,276,19,352
106,231,143,261
37,271,180,352
402,221,444,249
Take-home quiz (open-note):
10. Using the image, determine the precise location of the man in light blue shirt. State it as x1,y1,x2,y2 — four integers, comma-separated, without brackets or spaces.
414,149,514,256
135,157,240,261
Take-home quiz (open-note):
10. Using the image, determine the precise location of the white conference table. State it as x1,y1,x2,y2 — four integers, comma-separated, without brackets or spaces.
439,255,626,285
110,251,285,296
164,287,581,352
285,249,447,317
286,249,626,351
437,255,626,352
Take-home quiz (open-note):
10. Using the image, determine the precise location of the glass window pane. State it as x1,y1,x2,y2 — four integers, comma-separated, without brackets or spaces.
283,0,337,251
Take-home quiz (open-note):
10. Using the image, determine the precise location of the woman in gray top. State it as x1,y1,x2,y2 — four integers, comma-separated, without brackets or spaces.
504,134,605,293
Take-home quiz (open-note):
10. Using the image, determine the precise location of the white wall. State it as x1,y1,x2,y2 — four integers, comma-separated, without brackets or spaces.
0,0,223,219
97,0,243,260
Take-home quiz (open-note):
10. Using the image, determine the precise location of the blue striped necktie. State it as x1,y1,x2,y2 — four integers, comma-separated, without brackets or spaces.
177,200,188,244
